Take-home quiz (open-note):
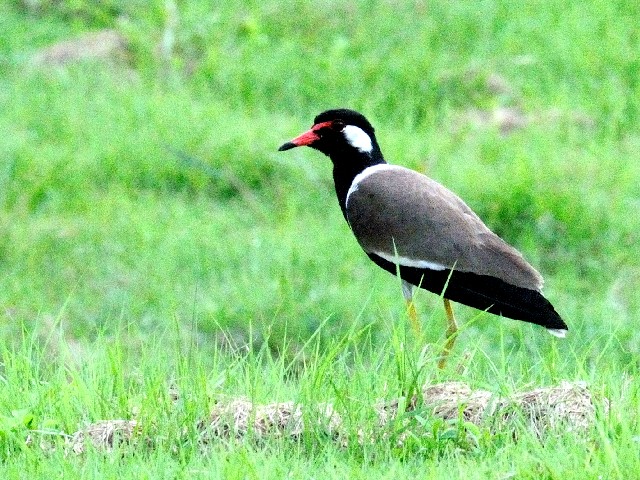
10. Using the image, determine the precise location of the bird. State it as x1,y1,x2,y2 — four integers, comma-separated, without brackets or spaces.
278,109,567,367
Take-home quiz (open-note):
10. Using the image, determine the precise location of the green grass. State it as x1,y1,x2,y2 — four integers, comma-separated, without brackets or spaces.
1,0,639,477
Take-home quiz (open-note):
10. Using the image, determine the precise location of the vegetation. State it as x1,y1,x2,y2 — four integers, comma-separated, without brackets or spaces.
1,0,638,477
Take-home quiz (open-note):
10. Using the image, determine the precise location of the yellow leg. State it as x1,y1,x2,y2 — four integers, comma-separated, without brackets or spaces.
438,298,459,369
405,298,421,336
401,281,421,335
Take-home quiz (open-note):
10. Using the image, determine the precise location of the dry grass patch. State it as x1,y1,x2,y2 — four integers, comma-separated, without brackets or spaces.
64,381,606,454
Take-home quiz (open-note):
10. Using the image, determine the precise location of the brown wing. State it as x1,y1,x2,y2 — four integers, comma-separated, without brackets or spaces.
345,165,543,290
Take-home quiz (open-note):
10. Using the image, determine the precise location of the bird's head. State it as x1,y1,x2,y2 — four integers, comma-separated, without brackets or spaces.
278,109,380,159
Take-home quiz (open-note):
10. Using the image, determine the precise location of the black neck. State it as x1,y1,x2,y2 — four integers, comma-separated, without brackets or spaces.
330,146,386,219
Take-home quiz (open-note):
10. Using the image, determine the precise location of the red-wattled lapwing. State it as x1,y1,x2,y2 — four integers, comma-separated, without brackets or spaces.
278,109,567,367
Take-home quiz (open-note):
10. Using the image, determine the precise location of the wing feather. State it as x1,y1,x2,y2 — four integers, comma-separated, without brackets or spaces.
345,165,543,290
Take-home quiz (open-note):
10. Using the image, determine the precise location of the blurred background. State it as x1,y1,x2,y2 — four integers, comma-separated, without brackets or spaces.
1,0,639,365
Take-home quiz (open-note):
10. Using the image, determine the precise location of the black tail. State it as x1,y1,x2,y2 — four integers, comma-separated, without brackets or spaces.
368,253,567,331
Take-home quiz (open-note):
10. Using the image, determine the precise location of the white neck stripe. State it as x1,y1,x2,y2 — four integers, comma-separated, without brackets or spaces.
345,164,396,210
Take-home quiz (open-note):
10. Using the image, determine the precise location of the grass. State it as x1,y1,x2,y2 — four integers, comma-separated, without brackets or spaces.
1,0,639,477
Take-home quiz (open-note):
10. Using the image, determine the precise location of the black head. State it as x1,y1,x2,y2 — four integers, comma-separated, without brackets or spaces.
278,109,381,159
313,109,376,137
278,109,386,218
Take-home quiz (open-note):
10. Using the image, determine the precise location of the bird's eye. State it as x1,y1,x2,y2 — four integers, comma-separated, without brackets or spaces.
333,120,345,130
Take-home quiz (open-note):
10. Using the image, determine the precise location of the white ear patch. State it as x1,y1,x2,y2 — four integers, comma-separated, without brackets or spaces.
342,125,373,153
